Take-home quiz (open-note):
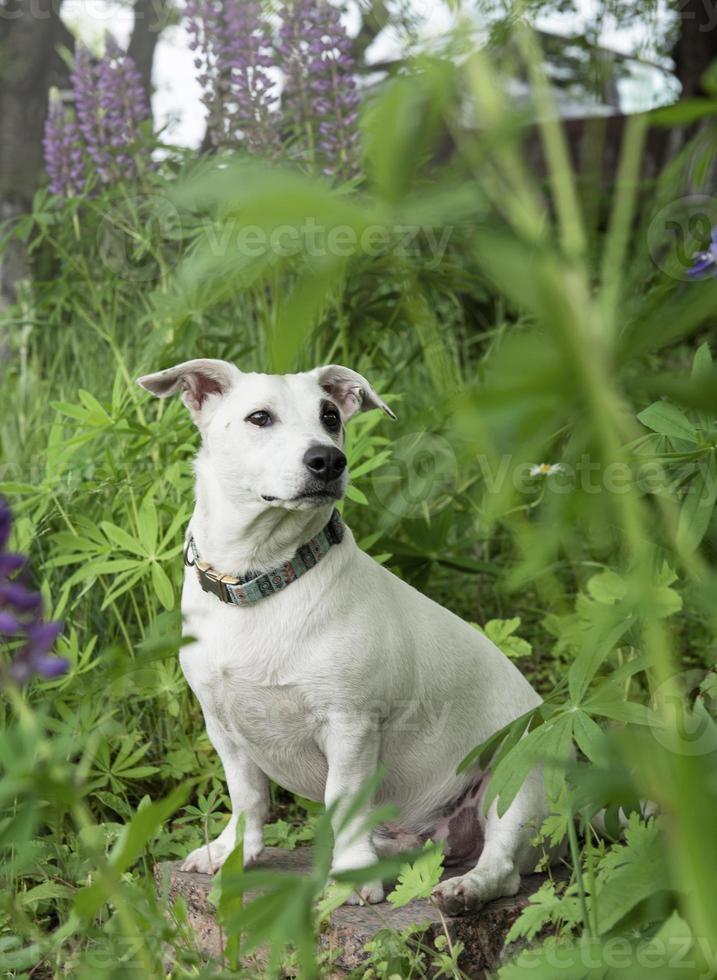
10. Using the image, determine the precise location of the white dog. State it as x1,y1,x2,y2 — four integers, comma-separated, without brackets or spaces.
138,358,549,914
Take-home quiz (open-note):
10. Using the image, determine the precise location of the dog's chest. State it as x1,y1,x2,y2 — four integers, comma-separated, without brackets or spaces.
185,651,318,737
180,587,326,762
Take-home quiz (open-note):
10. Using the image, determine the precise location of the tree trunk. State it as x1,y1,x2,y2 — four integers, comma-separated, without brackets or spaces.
128,0,172,110
0,0,70,209
0,0,71,303
671,0,717,99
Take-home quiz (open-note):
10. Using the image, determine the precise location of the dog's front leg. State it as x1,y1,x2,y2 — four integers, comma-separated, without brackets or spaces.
182,718,268,875
323,718,384,905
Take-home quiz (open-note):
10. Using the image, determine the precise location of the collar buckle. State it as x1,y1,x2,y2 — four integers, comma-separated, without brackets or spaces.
196,563,232,603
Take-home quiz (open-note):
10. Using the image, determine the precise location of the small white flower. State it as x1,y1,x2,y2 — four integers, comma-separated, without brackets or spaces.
530,463,564,477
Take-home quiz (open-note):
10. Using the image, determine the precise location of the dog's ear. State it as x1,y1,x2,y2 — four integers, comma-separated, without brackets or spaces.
137,358,240,423
312,365,397,421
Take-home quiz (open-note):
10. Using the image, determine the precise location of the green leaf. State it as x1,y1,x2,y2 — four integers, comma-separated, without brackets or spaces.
505,880,582,944
481,617,532,659
676,451,717,552
702,62,717,97
583,684,653,726
595,815,669,934
78,388,111,421
637,402,697,443
387,842,444,908
586,570,626,605
51,400,89,422
568,615,632,704
571,710,606,763
64,558,141,588
101,521,147,556
151,562,175,610
457,706,536,774
486,717,573,816
349,449,392,479
0,942,43,972
361,62,454,203
136,493,159,553
692,341,713,379
19,881,74,906
345,484,369,505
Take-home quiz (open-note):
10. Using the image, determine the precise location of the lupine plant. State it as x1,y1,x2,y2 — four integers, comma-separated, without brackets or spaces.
43,38,151,197
186,0,361,177
186,0,280,156
0,499,66,684
277,0,361,177
42,99,86,199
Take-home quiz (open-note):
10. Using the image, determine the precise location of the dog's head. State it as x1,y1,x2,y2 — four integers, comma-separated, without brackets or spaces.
137,359,395,510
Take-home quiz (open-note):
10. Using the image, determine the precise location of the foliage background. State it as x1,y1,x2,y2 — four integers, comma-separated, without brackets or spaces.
2,1,717,977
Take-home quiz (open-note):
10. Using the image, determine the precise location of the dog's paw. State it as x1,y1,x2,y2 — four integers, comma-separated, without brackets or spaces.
432,867,520,916
180,838,233,875
243,839,265,866
432,874,483,915
344,881,385,906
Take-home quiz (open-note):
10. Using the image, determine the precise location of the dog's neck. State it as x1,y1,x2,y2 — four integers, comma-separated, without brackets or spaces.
190,457,337,576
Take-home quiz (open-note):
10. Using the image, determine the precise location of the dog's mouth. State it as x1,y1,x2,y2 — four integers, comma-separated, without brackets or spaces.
261,485,342,505
293,489,338,501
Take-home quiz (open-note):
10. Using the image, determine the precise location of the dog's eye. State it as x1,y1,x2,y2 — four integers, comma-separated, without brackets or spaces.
321,409,341,432
246,410,273,427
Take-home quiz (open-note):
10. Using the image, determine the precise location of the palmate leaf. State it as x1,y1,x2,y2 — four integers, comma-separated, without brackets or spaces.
583,683,654,726
568,612,634,704
637,402,698,443
100,521,146,556
387,842,444,909
484,715,574,817
481,617,532,659
504,880,583,945
456,704,537,774
570,711,606,763
595,815,670,935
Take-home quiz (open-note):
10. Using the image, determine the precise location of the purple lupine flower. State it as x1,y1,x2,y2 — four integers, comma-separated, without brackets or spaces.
69,39,150,185
687,226,717,278
222,0,280,157
98,35,151,176
72,44,113,182
0,498,67,686
12,621,66,684
43,98,86,199
276,0,315,156
276,0,361,179
186,0,231,146
186,0,279,155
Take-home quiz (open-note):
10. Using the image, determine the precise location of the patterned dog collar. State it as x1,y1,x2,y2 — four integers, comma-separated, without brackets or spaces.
184,509,345,607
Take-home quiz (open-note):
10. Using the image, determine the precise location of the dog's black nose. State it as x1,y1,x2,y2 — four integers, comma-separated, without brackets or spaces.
303,445,347,482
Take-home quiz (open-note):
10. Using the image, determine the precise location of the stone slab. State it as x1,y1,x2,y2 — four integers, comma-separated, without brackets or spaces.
155,846,556,975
